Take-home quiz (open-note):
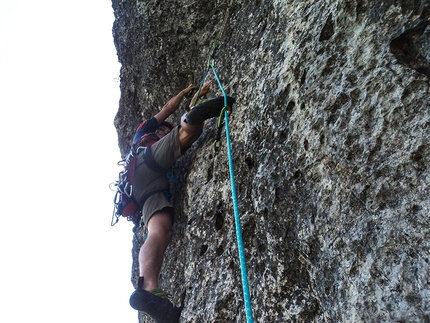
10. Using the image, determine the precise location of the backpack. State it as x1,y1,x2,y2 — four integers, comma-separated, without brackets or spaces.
111,133,170,226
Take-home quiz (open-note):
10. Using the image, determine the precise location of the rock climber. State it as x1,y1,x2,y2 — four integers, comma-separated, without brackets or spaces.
128,80,235,323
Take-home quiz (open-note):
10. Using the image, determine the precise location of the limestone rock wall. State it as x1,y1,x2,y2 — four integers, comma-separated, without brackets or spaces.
112,0,430,322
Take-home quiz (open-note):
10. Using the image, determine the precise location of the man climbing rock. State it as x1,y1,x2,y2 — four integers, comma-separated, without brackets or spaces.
128,80,235,323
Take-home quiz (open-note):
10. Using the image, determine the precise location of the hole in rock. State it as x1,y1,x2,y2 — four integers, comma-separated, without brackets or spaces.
300,70,307,86
293,170,302,180
319,14,335,41
245,155,254,169
279,130,288,141
390,21,430,77
258,242,266,252
275,85,291,110
215,212,225,231
216,245,224,256
411,204,421,213
286,101,295,112
207,164,213,182
200,244,208,256
410,145,426,163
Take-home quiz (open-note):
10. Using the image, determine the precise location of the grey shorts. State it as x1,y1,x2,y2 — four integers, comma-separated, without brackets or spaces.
132,126,182,227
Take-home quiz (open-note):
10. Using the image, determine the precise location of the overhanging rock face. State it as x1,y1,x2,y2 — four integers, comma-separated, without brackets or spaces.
112,0,430,322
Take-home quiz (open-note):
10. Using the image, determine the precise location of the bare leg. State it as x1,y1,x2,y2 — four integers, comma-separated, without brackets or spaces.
178,113,204,150
139,210,173,291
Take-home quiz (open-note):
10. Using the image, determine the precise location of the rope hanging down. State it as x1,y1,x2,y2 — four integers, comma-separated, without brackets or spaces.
194,22,255,322
215,66,254,323
210,64,255,323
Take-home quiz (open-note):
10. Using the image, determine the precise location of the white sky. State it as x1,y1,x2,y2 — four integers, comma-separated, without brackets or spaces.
0,1,138,322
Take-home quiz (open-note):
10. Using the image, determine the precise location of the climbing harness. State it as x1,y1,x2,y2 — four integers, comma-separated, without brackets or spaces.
193,7,255,319
111,141,171,226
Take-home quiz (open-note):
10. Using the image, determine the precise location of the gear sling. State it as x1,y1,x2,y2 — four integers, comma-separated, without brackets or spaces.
111,142,169,226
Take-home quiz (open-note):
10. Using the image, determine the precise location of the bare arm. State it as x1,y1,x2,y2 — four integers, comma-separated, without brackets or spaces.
154,84,196,125
189,80,212,108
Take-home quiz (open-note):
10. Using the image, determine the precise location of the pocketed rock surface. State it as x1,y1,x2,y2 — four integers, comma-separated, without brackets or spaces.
112,0,430,322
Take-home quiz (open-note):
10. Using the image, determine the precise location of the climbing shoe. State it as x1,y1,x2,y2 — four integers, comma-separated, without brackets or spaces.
129,277,182,323
186,96,235,125
150,288,170,301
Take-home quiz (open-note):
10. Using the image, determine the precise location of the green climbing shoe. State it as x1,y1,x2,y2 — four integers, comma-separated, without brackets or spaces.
186,96,235,125
129,277,182,323
150,288,170,301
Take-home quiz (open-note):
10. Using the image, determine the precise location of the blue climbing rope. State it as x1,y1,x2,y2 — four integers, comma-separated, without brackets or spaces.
190,3,254,319
224,108,254,323
209,62,255,323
